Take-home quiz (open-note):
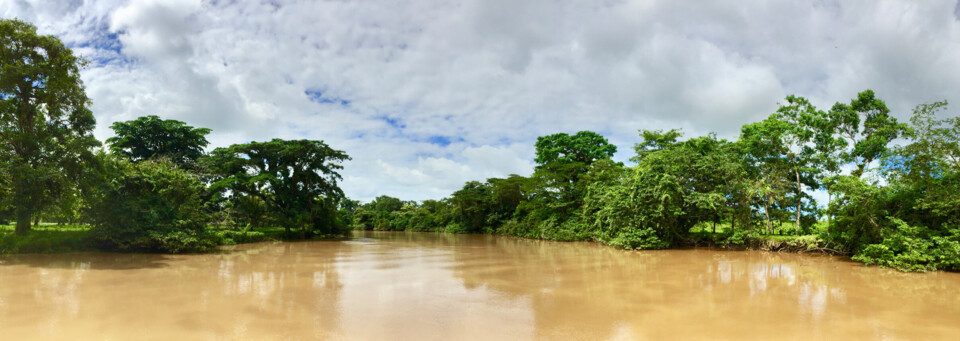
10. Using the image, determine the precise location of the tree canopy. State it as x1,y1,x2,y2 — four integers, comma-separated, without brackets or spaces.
206,139,350,235
535,131,617,167
106,115,211,166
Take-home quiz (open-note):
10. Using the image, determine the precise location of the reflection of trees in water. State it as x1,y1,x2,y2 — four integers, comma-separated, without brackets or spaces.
2,234,959,339
440,237,960,340
446,235,668,340
0,242,348,339
208,241,346,339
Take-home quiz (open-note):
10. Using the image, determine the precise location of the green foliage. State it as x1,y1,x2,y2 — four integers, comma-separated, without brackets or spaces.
206,139,350,236
534,131,617,167
212,228,270,245
106,115,211,166
86,157,214,253
829,90,908,178
720,228,755,247
0,19,100,235
631,129,682,163
851,218,960,272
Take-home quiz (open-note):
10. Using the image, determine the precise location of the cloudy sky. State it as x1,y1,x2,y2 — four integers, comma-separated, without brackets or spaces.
3,0,960,202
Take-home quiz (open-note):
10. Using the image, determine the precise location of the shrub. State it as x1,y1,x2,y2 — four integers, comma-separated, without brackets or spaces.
721,228,755,247
86,158,214,253
606,227,667,250
850,218,960,272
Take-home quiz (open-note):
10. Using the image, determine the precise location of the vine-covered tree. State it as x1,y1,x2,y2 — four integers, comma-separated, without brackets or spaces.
206,139,350,236
0,19,99,235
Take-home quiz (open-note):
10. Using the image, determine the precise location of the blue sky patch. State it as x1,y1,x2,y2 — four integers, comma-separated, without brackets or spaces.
305,89,350,106
376,115,406,130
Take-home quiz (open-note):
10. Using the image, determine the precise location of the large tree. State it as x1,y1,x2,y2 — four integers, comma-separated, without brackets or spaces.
206,139,350,236
829,90,908,178
771,95,834,233
532,131,617,219
739,118,792,234
106,115,211,166
535,131,617,167
0,19,99,235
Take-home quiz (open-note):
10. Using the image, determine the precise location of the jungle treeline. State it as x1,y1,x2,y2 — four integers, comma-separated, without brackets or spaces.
344,94,960,272
3,18,959,271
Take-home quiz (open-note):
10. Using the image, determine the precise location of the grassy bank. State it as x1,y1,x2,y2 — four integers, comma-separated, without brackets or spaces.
0,224,95,254
0,224,292,254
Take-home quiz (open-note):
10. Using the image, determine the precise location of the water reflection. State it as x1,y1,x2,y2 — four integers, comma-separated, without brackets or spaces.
0,232,958,340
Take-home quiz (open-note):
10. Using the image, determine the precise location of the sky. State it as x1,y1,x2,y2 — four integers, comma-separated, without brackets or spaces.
3,0,960,202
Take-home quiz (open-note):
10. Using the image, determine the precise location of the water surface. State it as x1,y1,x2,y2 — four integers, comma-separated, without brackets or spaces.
1,231,958,340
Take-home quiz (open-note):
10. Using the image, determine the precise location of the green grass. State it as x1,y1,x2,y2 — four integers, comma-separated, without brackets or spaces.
686,220,829,250
0,223,94,254
0,223,290,254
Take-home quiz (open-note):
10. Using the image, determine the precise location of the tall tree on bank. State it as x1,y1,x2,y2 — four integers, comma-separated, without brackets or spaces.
532,131,617,219
772,95,831,233
206,139,350,236
829,90,908,178
0,19,99,235
106,115,211,167
740,118,792,234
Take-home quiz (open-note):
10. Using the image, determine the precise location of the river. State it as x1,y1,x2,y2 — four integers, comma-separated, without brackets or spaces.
1,231,958,340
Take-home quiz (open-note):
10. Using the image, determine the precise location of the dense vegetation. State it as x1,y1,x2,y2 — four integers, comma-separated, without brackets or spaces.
1,19,349,252
342,93,960,272
2,19,958,272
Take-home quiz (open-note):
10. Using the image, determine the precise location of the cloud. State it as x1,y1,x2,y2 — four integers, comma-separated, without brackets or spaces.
4,0,960,202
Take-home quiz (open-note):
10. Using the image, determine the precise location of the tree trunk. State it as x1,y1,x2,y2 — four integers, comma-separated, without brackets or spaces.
826,191,832,233
763,196,772,235
15,209,31,236
794,168,802,235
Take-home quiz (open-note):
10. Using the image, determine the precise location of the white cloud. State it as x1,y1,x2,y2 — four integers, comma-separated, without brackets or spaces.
4,0,960,202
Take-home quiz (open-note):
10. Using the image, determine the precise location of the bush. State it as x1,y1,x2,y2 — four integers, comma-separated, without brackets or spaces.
851,218,960,272
86,158,214,253
214,229,270,244
720,228,755,247
605,227,667,250
443,222,469,234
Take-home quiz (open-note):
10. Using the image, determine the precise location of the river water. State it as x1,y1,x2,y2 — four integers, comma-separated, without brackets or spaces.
1,231,958,340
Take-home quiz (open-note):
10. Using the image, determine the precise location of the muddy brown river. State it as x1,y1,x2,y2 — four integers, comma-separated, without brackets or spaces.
1,231,959,340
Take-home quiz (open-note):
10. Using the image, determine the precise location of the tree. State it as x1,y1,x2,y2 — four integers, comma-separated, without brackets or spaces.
86,156,213,253
631,129,682,163
450,181,493,233
829,90,908,178
0,19,100,235
532,131,617,220
206,139,350,236
0,164,10,224
106,115,211,167
771,95,831,233
535,131,617,167
739,118,793,234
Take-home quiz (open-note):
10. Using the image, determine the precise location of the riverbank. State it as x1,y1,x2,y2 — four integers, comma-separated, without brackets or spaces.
2,223,836,256
0,224,284,254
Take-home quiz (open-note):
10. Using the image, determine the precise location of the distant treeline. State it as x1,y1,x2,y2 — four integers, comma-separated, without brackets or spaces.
342,93,960,272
